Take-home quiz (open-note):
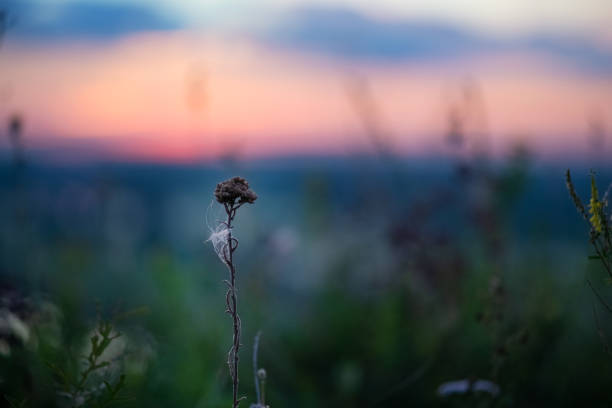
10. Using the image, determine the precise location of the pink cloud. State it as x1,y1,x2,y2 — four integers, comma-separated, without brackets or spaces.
0,32,610,162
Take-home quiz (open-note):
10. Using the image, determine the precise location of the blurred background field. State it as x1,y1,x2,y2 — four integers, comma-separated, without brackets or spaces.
2,157,612,407
1,1,612,407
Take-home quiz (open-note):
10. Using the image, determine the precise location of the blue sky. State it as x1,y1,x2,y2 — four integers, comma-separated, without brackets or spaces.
5,1,179,39
4,0,612,74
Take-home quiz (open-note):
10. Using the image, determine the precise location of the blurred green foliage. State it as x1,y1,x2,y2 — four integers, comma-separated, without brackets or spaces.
0,154,611,407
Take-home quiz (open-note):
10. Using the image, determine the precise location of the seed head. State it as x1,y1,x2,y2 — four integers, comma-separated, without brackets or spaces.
589,173,605,234
214,176,257,205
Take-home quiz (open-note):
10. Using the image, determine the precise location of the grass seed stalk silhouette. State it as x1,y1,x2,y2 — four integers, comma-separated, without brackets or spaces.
210,177,257,408
251,331,269,408
566,170,612,313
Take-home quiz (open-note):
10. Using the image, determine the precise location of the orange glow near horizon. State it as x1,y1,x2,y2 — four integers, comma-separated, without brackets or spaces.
0,31,611,162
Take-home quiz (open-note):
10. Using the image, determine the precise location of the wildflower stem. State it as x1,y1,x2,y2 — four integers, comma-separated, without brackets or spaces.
253,332,262,404
211,176,257,408
223,203,241,408
586,278,612,313
592,238,612,279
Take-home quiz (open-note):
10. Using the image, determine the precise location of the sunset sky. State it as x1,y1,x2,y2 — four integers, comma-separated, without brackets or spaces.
1,0,611,162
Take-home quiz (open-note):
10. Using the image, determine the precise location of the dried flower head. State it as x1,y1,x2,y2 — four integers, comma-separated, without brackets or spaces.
214,176,258,205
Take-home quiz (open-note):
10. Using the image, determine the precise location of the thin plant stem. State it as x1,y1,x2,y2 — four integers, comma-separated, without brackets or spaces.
253,331,262,404
586,278,612,314
222,203,242,408
592,237,612,279
212,177,257,408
